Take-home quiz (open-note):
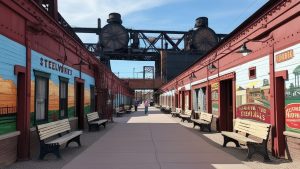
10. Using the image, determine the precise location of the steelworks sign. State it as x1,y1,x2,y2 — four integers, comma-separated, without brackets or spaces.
40,57,72,75
236,104,270,123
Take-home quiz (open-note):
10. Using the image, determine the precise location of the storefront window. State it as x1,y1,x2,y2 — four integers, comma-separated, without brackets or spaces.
59,77,68,119
34,71,50,123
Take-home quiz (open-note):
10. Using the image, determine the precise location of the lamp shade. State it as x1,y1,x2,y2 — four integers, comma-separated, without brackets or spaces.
208,63,217,70
237,43,252,56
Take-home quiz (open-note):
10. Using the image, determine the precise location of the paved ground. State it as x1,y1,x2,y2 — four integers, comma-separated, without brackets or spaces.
62,107,248,169
5,107,299,169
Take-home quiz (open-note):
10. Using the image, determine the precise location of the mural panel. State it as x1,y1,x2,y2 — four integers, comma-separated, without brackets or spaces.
211,82,219,115
0,35,26,135
235,56,271,123
30,50,95,125
275,44,300,133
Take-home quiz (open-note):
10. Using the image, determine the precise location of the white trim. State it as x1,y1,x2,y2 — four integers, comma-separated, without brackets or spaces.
0,131,20,141
191,78,207,86
184,84,191,90
208,74,218,80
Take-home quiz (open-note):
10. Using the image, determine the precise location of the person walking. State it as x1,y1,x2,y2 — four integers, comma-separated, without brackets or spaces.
134,99,138,111
144,100,149,114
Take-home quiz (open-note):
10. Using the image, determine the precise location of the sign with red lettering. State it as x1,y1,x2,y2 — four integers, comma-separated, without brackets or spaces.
285,103,300,130
236,104,270,123
276,49,294,63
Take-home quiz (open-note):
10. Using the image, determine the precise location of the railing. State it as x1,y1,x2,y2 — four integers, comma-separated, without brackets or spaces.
0,106,17,117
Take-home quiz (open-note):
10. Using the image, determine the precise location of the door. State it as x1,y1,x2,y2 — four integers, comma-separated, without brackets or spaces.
275,76,285,157
219,79,233,131
76,82,84,129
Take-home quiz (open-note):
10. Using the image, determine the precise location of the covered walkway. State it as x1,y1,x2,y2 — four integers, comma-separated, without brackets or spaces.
6,107,299,169
62,107,247,169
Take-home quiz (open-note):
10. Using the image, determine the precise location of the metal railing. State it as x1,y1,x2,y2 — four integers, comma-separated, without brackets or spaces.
0,106,16,117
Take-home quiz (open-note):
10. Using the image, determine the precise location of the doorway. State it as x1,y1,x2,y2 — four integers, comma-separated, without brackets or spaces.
76,82,84,129
275,76,285,157
219,79,233,131
16,72,28,159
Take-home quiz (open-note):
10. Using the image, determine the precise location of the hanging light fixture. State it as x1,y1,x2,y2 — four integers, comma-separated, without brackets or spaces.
189,72,196,80
236,43,253,56
208,63,217,70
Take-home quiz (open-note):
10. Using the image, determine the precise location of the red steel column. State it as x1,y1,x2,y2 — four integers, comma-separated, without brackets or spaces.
18,22,32,160
269,43,278,156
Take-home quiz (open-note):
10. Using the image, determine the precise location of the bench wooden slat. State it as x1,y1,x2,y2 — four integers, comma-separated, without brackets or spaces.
234,119,270,140
37,119,71,140
39,125,71,140
221,131,258,144
90,119,108,125
87,112,99,122
199,112,213,122
47,131,83,145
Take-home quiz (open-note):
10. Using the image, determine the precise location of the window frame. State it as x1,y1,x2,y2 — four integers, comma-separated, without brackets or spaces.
34,70,50,125
59,76,69,119
249,67,257,80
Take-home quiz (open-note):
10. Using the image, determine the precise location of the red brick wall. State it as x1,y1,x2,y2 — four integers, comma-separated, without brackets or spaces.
0,134,18,167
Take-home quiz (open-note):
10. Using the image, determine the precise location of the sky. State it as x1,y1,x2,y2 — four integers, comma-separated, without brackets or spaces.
58,0,268,78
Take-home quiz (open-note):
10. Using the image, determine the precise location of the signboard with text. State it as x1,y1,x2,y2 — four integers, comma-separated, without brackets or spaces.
236,104,270,123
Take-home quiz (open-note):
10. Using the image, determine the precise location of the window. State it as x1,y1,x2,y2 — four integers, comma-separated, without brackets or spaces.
249,67,256,79
59,77,68,119
90,85,95,112
34,70,50,124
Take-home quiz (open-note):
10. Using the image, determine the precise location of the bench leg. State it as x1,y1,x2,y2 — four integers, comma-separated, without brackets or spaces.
200,124,212,132
222,135,240,148
66,135,81,148
39,143,60,160
246,142,270,162
102,122,106,128
193,122,195,128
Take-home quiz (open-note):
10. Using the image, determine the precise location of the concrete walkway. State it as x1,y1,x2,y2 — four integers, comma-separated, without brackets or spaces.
62,107,249,169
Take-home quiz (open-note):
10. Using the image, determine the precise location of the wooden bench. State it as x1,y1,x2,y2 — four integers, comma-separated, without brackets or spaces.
155,104,161,109
36,119,82,160
179,109,192,122
124,105,132,113
221,118,271,161
164,106,171,114
191,112,213,132
171,108,181,117
160,105,166,112
116,107,126,117
86,112,108,131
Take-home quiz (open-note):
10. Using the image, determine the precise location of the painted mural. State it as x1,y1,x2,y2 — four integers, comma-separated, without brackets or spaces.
30,51,95,126
0,34,95,135
275,44,300,133
0,35,26,135
235,56,271,123
211,82,219,115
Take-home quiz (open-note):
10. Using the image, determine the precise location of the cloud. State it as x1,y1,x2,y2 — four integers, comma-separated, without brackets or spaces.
58,0,179,27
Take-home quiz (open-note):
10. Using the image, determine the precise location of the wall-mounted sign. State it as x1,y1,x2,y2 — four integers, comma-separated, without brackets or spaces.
276,49,294,63
40,57,72,75
211,82,219,115
236,104,270,123
285,103,300,132
211,82,219,91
